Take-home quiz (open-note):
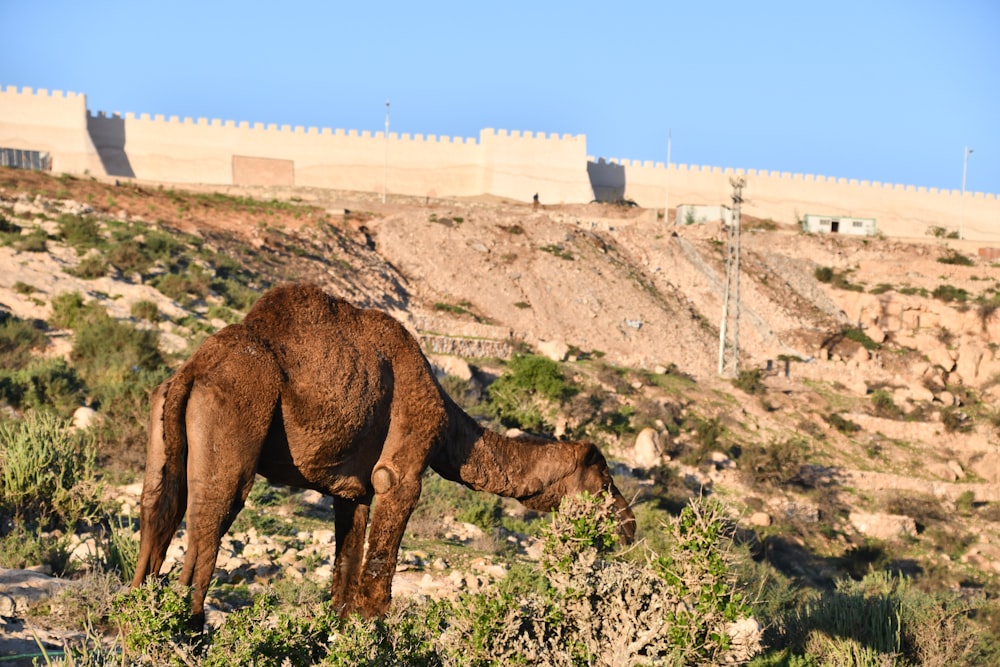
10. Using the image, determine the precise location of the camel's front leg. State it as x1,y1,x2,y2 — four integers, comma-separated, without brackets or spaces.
331,497,369,615
350,467,422,618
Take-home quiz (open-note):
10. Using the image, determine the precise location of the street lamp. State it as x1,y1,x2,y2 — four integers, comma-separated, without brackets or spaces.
960,147,973,239
382,100,390,204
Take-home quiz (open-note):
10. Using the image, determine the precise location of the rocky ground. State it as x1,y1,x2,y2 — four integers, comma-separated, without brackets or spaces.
2,169,1000,659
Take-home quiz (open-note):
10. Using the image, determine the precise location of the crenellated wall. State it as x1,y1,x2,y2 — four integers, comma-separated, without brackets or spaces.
1,85,997,241
0,87,103,174
601,158,999,241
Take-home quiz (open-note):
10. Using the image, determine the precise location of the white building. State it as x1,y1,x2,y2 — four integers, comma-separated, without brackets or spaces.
802,214,877,236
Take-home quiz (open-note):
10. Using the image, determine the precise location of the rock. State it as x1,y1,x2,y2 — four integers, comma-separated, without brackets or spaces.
71,406,99,431
312,529,335,545
632,428,663,468
749,512,772,527
300,489,333,510
849,511,917,541
429,354,474,381
0,569,73,617
537,339,570,362
725,617,763,664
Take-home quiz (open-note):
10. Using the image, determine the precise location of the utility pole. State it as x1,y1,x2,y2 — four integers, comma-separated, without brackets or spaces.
960,146,972,239
664,130,672,223
382,100,390,204
718,176,745,377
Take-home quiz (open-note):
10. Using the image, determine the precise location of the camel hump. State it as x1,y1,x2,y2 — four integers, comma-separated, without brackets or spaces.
244,282,353,329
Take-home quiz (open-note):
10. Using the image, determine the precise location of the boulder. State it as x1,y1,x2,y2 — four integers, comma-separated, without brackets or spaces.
849,511,917,541
537,339,570,362
429,354,474,381
71,406,99,431
632,428,663,468
0,569,72,618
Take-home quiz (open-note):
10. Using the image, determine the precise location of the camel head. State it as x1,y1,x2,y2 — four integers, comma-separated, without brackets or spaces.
520,441,636,544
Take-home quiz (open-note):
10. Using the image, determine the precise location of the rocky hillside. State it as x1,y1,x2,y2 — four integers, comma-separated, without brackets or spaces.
2,168,1000,617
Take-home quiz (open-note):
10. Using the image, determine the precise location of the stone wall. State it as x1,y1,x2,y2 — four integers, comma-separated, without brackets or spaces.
2,85,997,241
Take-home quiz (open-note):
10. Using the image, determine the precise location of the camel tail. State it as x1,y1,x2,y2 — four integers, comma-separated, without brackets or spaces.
130,369,194,588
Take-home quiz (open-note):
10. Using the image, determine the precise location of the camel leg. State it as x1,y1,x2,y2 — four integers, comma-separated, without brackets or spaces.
131,384,187,587
330,497,370,615
350,460,423,618
177,385,264,626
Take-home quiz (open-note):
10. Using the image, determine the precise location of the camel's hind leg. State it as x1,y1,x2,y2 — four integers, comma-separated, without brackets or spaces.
131,384,186,588
331,498,370,614
177,383,269,625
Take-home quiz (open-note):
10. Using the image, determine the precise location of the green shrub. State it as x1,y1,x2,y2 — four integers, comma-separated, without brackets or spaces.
486,354,575,433
58,213,104,252
89,366,169,470
773,571,983,665
927,225,958,239
814,266,835,283
733,368,766,394
94,514,140,579
941,405,973,433
437,495,760,666
15,227,48,252
105,238,152,275
152,264,213,303
843,326,880,350
0,312,47,369
933,284,970,303
938,250,974,266
870,388,901,418
0,356,86,416
49,290,102,330
739,437,810,487
0,522,74,574
211,277,260,311
815,266,863,291
824,412,861,434
0,213,21,234
202,593,334,667
68,253,108,279
685,413,727,459
70,307,164,386
111,581,198,664
0,411,104,531
455,494,504,533
130,299,160,322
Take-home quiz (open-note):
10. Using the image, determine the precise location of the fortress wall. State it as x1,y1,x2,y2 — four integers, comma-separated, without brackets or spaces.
621,160,1000,242
0,86,103,173
479,129,592,204
2,86,996,241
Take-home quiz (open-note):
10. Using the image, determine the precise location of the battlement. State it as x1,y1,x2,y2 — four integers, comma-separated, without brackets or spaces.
3,83,998,228
3,84,84,100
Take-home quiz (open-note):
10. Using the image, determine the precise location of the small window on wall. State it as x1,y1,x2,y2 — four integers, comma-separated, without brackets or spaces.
0,148,51,171
853,221,864,228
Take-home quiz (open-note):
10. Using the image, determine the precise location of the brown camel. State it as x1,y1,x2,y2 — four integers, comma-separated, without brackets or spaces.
131,282,635,623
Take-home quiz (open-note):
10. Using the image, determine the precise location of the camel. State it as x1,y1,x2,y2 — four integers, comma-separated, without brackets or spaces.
131,282,636,624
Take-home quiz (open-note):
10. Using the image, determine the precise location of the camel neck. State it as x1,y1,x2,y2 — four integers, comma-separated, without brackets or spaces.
431,398,568,501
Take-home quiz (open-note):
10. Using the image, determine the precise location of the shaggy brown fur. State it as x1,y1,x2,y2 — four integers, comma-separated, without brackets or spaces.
131,283,635,623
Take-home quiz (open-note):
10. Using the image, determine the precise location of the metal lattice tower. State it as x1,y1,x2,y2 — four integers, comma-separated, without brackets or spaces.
718,177,745,377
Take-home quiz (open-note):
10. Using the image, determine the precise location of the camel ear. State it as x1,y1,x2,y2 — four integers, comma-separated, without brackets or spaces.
371,466,397,494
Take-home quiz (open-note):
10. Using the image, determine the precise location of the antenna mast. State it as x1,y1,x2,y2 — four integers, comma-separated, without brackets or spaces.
718,176,745,377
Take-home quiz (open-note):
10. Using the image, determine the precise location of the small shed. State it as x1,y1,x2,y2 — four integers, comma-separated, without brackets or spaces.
802,214,876,236
676,204,733,226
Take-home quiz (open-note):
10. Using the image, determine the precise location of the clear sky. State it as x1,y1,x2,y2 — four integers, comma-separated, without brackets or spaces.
2,1,998,193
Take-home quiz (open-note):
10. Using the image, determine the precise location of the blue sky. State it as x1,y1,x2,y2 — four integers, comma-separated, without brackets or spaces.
2,1,997,193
